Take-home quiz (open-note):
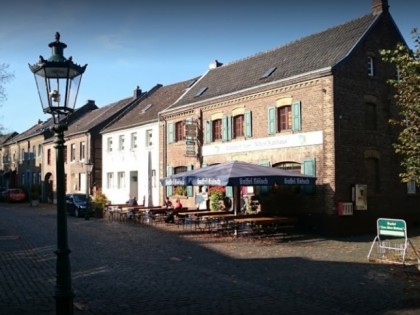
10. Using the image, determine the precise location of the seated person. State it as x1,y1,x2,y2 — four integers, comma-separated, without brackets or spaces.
126,196,138,219
174,198,183,210
163,196,173,209
165,198,182,223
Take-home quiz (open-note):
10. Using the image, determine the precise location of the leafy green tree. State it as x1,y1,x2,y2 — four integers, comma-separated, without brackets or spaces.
381,29,420,183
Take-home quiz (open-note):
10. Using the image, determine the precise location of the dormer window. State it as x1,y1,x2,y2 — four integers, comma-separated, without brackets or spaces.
367,56,374,77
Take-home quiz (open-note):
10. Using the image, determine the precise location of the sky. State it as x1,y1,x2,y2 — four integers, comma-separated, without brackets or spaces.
0,0,419,134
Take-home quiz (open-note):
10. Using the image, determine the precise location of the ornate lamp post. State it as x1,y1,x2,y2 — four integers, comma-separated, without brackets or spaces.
29,32,87,315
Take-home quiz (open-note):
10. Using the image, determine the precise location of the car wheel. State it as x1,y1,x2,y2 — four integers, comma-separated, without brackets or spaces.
75,208,80,217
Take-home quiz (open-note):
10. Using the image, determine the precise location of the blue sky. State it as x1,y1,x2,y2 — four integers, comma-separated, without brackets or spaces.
1,0,418,133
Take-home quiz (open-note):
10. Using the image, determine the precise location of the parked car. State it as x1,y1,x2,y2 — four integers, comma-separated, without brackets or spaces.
65,193,92,217
3,188,26,202
0,187,6,201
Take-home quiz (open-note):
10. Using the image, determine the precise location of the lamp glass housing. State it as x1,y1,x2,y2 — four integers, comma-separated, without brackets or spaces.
29,32,87,124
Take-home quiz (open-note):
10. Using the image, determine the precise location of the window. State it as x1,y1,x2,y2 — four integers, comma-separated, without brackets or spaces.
268,100,301,135
260,67,277,79
80,142,86,161
37,144,42,157
107,137,113,152
119,135,125,151
106,172,114,189
117,172,125,189
278,106,292,131
47,149,51,165
64,146,67,163
365,103,377,130
274,161,302,173
70,144,76,161
131,132,137,149
212,119,222,141
174,166,188,196
367,56,374,77
146,129,153,147
21,149,25,161
195,87,207,97
32,145,36,159
233,115,244,138
407,182,417,194
175,121,185,142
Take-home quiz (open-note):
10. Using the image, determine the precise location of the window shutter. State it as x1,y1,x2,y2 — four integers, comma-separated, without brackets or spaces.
187,164,193,196
205,120,212,144
167,123,174,144
222,116,227,141
303,158,316,176
292,100,301,131
245,111,252,138
225,186,233,197
268,106,276,135
302,158,316,194
166,166,173,196
227,115,232,141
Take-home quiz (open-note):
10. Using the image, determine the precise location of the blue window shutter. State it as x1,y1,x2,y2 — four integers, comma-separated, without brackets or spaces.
222,116,228,141
205,120,211,144
187,164,193,196
268,106,276,135
303,158,316,194
303,158,316,176
166,166,173,196
292,100,301,131
225,186,233,197
167,123,174,144
245,111,252,138
227,115,232,140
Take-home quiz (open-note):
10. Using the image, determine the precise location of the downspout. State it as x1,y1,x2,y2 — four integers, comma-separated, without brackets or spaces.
85,132,93,194
159,113,167,202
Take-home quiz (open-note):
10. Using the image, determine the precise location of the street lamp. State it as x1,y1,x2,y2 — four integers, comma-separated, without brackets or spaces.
84,159,94,219
29,32,87,315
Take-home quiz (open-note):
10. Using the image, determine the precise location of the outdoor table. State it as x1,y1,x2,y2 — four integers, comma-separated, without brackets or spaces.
231,216,297,238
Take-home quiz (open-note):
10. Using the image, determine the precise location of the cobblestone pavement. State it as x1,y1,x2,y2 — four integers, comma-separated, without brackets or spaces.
1,203,420,315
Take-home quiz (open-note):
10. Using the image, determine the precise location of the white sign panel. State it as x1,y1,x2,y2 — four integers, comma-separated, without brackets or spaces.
202,131,323,156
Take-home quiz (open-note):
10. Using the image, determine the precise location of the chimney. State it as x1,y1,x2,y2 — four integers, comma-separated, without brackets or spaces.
133,85,142,99
372,0,389,15
209,59,223,70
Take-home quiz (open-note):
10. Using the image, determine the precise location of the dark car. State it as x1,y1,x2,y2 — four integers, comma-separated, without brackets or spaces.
0,187,6,201
65,193,92,217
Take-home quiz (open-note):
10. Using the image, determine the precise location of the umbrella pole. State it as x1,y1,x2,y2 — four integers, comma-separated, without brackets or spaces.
233,186,240,216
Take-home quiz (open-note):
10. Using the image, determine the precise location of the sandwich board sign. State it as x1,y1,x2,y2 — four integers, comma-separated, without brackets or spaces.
377,218,406,237
368,218,420,265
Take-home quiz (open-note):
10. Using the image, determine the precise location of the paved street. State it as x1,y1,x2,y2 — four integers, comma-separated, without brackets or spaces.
1,203,420,315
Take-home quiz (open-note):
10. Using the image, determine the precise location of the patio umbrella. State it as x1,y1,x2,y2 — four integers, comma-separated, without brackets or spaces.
160,160,316,187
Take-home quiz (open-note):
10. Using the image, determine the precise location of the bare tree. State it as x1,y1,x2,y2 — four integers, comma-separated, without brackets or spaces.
0,63,14,133
0,63,14,103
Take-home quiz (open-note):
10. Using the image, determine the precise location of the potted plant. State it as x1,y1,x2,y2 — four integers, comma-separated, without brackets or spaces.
174,186,187,197
208,186,225,211
92,192,108,218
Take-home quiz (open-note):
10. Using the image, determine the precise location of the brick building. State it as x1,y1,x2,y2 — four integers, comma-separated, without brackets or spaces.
159,0,419,235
